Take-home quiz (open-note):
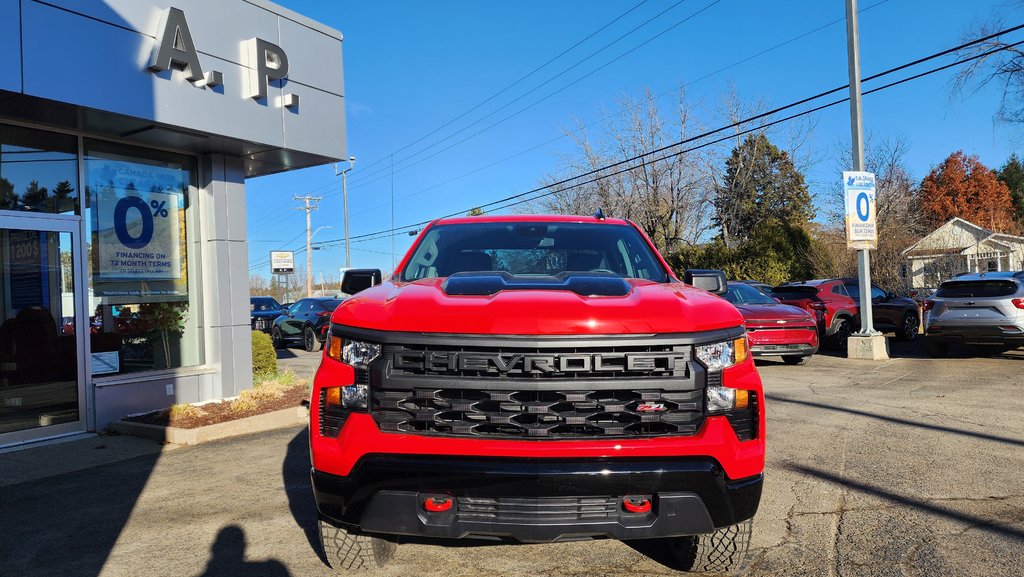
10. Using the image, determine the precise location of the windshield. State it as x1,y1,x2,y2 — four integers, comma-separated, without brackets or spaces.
771,286,818,299
317,299,346,310
725,283,777,305
400,222,670,282
250,297,282,311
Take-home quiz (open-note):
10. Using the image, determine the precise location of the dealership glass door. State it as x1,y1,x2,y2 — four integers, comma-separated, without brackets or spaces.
0,217,85,446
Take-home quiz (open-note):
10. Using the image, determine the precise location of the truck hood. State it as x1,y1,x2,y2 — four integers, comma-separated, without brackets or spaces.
331,277,744,335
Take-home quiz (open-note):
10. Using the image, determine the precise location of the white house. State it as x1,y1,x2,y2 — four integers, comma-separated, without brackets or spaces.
901,217,1024,291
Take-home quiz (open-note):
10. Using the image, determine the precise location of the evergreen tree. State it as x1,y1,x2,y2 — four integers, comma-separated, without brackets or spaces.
995,153,1024,226
0,177,16,210
21,180,49,211
713,134,814,247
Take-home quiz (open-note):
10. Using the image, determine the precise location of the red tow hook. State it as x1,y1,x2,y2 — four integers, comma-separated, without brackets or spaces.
622,496,652,514
423,496,454,512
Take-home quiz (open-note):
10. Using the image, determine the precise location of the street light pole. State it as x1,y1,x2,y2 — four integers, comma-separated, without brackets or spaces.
334,156,356,268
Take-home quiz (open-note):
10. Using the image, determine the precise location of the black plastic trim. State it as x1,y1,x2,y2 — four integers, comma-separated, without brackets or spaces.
312,455,762,542
441,271,632,297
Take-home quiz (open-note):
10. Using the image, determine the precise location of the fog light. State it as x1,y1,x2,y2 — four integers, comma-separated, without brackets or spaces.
341,384,368,409
706,386,736,413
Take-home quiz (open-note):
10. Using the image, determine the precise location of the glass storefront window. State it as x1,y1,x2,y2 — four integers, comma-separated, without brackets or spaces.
84,141,204,374
0,125,79,215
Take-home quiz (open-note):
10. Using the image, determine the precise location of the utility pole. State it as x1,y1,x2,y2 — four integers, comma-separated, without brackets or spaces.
294,194,322,297
845,0,888,360
334,156,356,268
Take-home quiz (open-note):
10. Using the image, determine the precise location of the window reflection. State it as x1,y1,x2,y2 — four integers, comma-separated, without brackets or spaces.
0,125,78,215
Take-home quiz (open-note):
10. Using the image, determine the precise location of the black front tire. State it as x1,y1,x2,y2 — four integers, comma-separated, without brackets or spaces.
304,326,324,352
665,519,752,574
895,312,919,341
782,355,809,365
828,318,852,350
926,340,949,358
271,327,284,349
319,519,395,572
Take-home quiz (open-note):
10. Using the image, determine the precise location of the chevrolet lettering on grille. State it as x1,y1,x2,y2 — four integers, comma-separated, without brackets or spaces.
392,351,689,374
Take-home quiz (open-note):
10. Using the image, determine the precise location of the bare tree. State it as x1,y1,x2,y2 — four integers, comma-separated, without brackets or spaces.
953,9,1024,125
528,88,716,253
816,136,926,290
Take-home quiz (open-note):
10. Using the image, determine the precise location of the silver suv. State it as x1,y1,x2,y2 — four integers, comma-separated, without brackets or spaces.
924,271,1024,357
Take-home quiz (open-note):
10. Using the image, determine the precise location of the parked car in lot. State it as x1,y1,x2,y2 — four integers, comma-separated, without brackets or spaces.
924,271,1024,357
770,280,858,349
724,282,819,364
271,297,346,351
250,296,285,333
839,279,920,342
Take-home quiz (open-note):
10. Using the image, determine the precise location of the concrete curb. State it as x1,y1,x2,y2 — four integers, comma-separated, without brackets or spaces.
110,406,308,446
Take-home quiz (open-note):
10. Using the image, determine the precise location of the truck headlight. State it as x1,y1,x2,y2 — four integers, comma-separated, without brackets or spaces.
326,335,381,368
695,336,748,371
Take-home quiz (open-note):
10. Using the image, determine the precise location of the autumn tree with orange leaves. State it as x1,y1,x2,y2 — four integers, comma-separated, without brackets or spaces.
919,151,1019,233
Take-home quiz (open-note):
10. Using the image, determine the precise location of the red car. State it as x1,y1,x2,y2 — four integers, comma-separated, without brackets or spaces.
724,282,819,365
771,280,858,349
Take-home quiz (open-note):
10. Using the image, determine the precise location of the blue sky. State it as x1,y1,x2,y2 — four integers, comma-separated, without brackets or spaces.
247,0,1024,281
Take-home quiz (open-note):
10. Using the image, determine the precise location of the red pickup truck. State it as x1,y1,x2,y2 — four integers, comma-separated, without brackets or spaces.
309,215,765,573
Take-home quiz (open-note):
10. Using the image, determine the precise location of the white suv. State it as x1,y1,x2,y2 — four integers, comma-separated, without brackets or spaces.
924,272,1024,357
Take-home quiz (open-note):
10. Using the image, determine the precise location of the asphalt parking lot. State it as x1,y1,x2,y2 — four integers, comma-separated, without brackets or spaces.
2,340,1022,577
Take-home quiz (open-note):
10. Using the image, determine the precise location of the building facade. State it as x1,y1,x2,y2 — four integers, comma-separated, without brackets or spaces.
0,0,344,448
902,217,1024,292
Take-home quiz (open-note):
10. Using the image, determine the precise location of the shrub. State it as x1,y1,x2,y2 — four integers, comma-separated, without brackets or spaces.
251,330,277,376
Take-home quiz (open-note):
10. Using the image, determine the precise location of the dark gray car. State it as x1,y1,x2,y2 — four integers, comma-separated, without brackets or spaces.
924,271,1024,357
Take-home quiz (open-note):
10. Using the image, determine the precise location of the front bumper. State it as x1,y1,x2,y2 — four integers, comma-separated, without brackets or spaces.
250,317,276,333
312,455,762,543
750,343,818,357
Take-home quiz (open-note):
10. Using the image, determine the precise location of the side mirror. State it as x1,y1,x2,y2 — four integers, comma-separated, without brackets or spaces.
886,291,896,300
683,269,727,296
341,268,383,295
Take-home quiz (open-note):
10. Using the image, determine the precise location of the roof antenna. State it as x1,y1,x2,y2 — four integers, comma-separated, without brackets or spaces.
594,207,605,221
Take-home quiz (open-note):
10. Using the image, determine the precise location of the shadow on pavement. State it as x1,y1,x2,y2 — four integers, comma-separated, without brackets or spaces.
786,463,1024,541
283,428,329,565
276,348,300,359
766,394,1024,448
193,525,290,577
0,450,160,577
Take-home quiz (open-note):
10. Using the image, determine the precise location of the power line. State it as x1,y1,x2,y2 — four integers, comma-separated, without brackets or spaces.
351,0,655,179
307,25,1024,248
248,2,659,230
345,0,712,189
342,0,891,221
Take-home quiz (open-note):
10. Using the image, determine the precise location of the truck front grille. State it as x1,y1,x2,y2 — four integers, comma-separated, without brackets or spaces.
372,386,704,438
365,339,706,439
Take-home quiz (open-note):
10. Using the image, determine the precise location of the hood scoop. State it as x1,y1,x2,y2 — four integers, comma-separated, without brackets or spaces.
441,271,632,297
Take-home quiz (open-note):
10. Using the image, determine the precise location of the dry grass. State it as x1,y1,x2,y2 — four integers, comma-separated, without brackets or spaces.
168,403,206,421
229,371,308,413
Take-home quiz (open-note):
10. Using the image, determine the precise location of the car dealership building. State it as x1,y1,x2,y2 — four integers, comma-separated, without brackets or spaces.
0,0,345,448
